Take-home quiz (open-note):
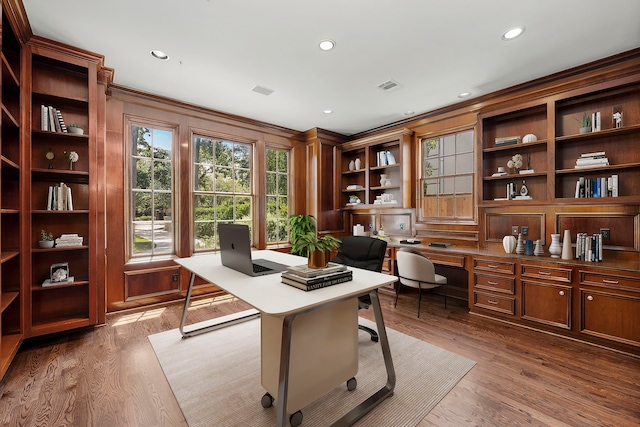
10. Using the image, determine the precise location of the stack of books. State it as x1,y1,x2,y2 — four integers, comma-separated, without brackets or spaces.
376,150,396,166
494,136,521,147
574,175,618,198
41,105,68,133
55,233,84,247
46,182,73,210
281,262,352,291
574,151,609,169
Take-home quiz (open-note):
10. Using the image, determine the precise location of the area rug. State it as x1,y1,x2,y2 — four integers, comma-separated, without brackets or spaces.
148,315,475,427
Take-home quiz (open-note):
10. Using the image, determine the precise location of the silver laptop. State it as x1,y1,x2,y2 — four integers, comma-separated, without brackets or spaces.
218,223,288,276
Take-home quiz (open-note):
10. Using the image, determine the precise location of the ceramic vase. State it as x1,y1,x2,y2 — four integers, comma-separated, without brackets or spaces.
549,234,562,258
354,157,361,169
561,229,573,260
525,240,533,256
502,235,516,254
534,240,544,256
348,160,355,171
379,174,387,187
516,233,525,255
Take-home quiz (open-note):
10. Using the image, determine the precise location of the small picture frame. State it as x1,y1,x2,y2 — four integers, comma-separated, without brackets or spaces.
50,262,70,283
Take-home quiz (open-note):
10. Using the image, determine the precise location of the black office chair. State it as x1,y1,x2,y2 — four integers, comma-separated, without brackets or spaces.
332,235,388,342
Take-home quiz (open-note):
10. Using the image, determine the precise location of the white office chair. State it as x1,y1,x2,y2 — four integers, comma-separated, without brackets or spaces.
394,249,447,317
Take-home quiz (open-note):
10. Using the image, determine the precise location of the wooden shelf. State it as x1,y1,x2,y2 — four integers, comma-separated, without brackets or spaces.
483,139,547,153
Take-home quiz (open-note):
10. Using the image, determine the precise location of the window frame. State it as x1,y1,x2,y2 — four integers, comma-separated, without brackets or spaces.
265,145,291,246
417,127,476,224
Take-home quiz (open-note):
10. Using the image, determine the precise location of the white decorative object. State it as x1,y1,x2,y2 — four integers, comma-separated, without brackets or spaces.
354,157,361,169
549,234,562,258
534,240,544,256
516,233,525,255
502,235,516,254
379,174,387,186
561,229,573,260
353,224,365,236
348,160,355,171
522,133,537,143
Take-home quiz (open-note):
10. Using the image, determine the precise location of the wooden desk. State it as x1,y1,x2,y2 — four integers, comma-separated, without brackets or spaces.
175,250,398,427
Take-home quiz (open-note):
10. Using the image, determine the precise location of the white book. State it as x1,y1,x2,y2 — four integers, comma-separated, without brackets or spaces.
66,186,73,210
386,150,396,164
47,186,53,210
611,174,619,197
576,157,609,165
580,151,606,158
574,180,581,198
41,105,49,131
48,106,59,132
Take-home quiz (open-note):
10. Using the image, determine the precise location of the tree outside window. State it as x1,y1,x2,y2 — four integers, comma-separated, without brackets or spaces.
131,125,174,257
193,136,252,251
266,148,289,244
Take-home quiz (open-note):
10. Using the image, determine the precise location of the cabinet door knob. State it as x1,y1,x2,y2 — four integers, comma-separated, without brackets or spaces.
559,290,565,296
587,295,594,301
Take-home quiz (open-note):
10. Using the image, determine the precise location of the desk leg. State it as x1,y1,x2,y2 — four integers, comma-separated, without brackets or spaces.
179,272,260,339
276,312,296,427
331,289,396,426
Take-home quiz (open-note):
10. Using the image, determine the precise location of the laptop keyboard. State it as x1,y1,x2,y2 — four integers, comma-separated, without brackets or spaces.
253,263,272,273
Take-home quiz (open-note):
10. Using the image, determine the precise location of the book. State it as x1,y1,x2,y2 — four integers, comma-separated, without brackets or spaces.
281,269,352,286
575,157,609,165
611,174,619,197
41,105,49,131
281,271,353,291
494,136,521,146
286,262,346,278
580,151,606,158
55,108,68,132
386,150,396,164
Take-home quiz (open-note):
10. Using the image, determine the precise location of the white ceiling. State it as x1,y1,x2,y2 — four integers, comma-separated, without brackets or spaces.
22,0,640,136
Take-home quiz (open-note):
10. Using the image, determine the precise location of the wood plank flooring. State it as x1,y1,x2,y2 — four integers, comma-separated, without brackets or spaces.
1,292,638,426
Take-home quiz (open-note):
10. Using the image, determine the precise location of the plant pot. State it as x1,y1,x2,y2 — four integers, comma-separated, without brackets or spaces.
308,249,328,269
68,127,84,135
579,127,590,134
39,240,54,249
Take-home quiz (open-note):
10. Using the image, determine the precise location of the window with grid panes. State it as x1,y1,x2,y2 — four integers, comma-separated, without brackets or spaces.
265,147,290,244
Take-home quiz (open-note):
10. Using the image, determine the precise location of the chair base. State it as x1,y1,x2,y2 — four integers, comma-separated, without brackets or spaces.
394,285,447,318
358,324,379,342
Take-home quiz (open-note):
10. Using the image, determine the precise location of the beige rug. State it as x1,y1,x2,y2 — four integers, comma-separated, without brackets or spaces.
148,315,475,427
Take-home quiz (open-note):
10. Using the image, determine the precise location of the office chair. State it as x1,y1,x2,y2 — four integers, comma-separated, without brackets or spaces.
395,249,447,318
332,235,388,342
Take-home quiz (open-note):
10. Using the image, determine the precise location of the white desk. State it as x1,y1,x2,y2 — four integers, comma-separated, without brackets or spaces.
176,250,397,427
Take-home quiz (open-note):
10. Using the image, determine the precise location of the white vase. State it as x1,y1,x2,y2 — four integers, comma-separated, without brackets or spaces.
379,174,387,187
354,157,361,169
534,240,544,256
502,236,516,254
549,234,562,258
515,233,525,255
561,229,573,260
348,160,355,171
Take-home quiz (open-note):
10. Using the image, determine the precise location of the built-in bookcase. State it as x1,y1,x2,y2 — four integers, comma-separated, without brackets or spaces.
23,43,99,337
0,6,23,380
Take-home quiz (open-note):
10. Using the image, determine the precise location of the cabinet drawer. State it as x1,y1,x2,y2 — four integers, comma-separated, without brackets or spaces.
474,273,515,294
473,258,515,275
473,291,515,315
580,271,640,291
521,264,571,283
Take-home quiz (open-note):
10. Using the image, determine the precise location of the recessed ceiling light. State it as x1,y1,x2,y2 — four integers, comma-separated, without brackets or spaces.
404,111,415,116
151,50,169,60
502,27,525,41
319,40,335,51
458,92,471,98
323,109,333,114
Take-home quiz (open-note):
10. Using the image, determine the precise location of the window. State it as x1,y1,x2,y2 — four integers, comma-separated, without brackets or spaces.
193,136,252,251
130,125,174,257
265,147,290,244
420,129,474,221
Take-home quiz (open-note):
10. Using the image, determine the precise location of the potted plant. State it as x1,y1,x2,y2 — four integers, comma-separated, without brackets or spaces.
575,113,591,133
67,124,84,135
39,229,54,248
288,214,341,268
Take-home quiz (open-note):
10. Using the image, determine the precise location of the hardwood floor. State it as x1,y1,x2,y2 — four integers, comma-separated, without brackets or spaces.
1,292,638,427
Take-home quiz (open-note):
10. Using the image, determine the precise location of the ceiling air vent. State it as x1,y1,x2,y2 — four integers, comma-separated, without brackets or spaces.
377,79,401,92
251,85,274,96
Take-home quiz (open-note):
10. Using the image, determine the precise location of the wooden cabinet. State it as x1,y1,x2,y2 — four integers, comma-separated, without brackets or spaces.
472,257,516,316
0,6,23,379
579,270,640,348
521,263,572,329
478,76,640,206
339,128,413,209
22,41,101,337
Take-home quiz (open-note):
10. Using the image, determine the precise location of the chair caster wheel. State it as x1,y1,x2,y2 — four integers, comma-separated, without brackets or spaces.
290,410,303,427
347,377,357,391
261,392,274,408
